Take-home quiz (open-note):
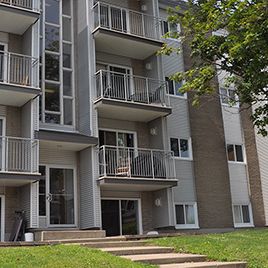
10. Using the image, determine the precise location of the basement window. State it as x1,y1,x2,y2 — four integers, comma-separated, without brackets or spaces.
233,204,253,227
175,203,199,229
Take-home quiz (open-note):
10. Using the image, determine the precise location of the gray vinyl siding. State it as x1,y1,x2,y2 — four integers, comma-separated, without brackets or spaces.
79,147,101,229
228,163,250,204
255,132,268,224
32,99,39,132
39,146,77,166
77,0,92,136
0,105,6,117
6,106,21,137
30,182,39,228
222,107,243,144
173,160,196,202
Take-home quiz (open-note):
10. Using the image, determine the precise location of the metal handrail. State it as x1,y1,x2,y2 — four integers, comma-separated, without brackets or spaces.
0,0,38,11
0,51,39,88
93,1,162,41
95,69,170,107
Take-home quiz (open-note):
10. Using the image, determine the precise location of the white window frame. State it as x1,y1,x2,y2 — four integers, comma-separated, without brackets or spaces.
174,202,199,229
101,197,143,235
226,143,246,164
170,137,192,160
40,0,75,128
0,195,5,242
166,77,187,99
232,203,254,228
220,87,239,108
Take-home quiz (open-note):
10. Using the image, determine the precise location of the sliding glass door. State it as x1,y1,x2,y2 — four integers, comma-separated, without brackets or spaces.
101,199,140,236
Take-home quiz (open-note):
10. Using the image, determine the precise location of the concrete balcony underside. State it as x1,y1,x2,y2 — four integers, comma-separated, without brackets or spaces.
98,177,178,192
0,83,40,107
95,98,171,122
0,172,40,186
93,28,163,60
0,4,39,35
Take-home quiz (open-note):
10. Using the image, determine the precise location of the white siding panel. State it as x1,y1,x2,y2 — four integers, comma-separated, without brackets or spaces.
222,107,243,144
255,133,268,225
30,182,39,228
229,163,250,203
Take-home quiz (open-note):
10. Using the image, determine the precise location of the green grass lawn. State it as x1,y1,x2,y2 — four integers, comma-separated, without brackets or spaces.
149,229,268,268
0,245,155,268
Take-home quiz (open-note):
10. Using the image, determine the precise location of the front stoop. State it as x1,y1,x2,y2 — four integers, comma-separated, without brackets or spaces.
84,240,247,268
34,230,106,241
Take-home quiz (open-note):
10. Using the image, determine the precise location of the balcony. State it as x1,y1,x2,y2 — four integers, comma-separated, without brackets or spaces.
0,136,39,186
92,2,163,59
0,51,40,106
0,0,40,34
98,145,177,191
94,70,171,122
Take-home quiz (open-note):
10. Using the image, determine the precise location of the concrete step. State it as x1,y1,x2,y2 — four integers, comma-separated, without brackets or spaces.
101,246,174,255
83,240,148,248
34,230,106,241
45,236,127,244
159,261,247,268
123,253,207,265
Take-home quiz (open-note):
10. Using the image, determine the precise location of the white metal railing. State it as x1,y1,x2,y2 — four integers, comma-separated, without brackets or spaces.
96,70,170,107
0,51,39,88
0,136,39,173
99,145,176,180
93,2,162,41
0,0,35,10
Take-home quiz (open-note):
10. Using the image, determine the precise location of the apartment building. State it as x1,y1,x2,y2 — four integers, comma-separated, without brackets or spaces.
0,0,266,241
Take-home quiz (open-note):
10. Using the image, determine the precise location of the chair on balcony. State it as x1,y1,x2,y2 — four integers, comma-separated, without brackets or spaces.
115,157,131,177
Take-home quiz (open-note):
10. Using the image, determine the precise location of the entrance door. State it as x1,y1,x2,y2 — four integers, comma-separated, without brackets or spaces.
101,199,140,236
48,168,75,226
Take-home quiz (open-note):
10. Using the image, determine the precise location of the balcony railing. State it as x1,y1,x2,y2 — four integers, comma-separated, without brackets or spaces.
0,51,39,89
0,136,39,173
95,70,170,107
99,145,176,180
93,2,162,41
0,0,36,11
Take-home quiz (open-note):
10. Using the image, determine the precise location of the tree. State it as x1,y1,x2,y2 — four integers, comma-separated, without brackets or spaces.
160,0,268,136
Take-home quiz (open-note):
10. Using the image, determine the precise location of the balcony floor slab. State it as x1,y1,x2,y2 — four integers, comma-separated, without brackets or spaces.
98,177,178,192
0,172,40,186
95,98,171,122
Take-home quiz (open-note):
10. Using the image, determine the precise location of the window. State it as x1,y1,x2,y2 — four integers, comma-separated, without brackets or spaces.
175,203,198,228
40,0,75,127
162,21,180,38
227,144,244,162
170,138,190,158
99,130,135,148
233,205,253,227
220,87,238,106
165,77,185,97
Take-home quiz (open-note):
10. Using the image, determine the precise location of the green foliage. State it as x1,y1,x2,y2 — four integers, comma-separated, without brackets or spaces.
161,0,268,135
150,229,268,268
0,245,155,268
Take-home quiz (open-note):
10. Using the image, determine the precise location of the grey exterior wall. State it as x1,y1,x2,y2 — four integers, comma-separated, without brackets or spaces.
79,147,101,229
6,106,21,137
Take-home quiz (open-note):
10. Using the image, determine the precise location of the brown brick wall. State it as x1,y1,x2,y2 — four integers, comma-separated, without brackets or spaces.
182,42,234,228
240,108,266,227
